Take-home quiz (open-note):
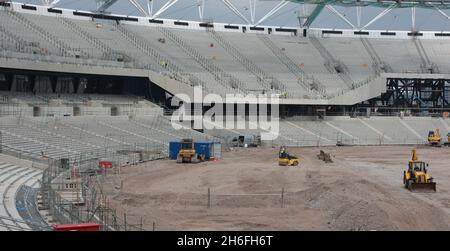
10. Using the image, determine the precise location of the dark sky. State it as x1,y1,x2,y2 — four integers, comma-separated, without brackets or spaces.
18,0,450,31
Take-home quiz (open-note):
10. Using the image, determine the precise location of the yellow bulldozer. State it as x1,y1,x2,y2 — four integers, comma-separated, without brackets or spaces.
176,139,205,163
278,146,299,166
427,129,442,146
403,149,436,192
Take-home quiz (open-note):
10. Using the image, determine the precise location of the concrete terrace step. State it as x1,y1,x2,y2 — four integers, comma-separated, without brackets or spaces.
0,161,42,231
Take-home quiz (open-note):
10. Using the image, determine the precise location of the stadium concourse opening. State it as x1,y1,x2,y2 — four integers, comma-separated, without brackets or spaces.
0,69,373,118
0,67,363,119
0,67,169,109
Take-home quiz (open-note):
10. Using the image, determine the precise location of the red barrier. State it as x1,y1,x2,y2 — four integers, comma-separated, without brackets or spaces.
98,161,113,169
53,223,101,231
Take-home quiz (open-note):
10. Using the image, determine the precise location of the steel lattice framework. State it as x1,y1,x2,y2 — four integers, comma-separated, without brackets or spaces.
383,78,450,109
28,0,450,29
289,0,450,8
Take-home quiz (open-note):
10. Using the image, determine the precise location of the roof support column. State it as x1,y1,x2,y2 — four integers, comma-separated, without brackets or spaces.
148,0,153,17
302,4,325,28
219,0,251,24
197,0,205,20
325,5,357,30
360,3,396,30
152,0,179,19
129,0,149,16
356,5,362,29
255,0,289,26
97,0,119,12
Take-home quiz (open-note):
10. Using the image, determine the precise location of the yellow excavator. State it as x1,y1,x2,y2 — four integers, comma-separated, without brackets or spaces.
176,139,205,163
403,149,436,192
427,129,442,146
278,146,299,166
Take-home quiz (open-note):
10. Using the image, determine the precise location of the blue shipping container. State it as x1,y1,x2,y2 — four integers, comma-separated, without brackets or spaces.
169,140,214,160
194,141,214,159
169,141,182,160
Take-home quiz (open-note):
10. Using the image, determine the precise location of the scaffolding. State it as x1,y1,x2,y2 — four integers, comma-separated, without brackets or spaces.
41,155,146,231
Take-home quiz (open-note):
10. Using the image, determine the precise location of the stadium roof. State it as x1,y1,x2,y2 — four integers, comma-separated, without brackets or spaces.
288,0,450,9
11,0,450,30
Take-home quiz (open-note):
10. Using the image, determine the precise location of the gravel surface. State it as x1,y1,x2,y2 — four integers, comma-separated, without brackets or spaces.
102,145,450,230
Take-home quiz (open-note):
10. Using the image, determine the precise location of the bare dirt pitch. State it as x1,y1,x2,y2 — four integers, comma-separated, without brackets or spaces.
102,146,450,230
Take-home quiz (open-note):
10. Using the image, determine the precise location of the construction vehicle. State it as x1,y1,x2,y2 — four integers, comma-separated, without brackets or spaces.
176,139,205,163
444,132,450,146
403,149,436,192
427,129,442,146
278,146,299,166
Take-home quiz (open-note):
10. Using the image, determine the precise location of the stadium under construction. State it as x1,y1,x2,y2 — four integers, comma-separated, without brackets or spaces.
0,0,449,231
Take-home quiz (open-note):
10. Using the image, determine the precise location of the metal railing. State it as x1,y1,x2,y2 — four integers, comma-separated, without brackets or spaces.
158,27,247,94
329,71,381,99
360,37,392,73
413,38,439,74
41,156,149,231
309,35,355,87
1,116,168,166
0,48,145,70
258,34,327,98
206,28,286,94
5,10,72,57
113,24,211,92
35,139,167,230
57,17,121,61
0,23,35,55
